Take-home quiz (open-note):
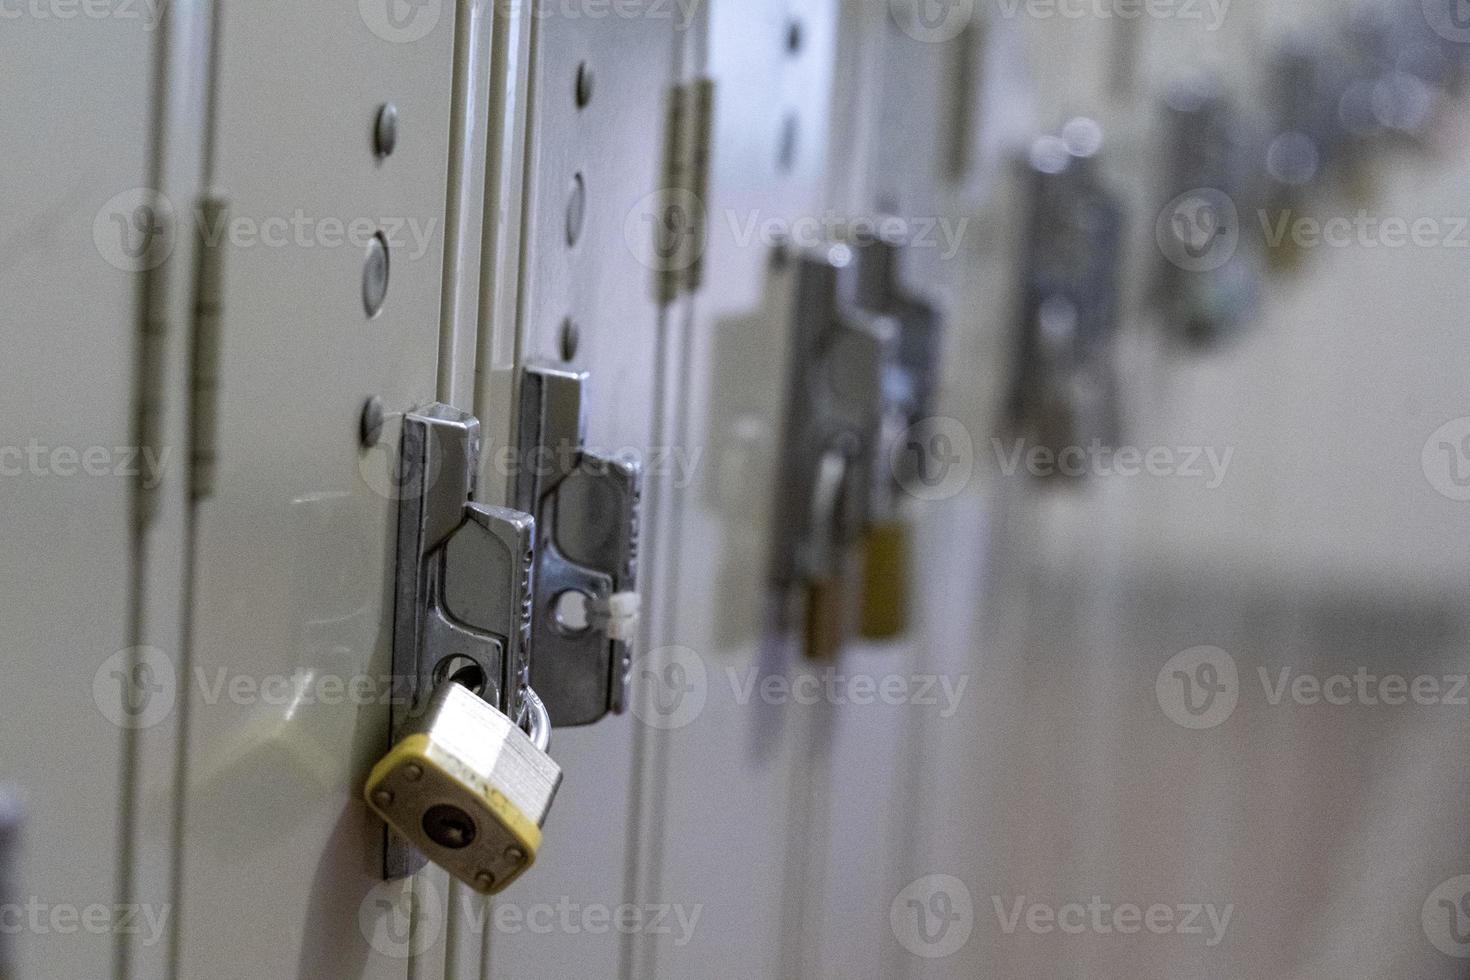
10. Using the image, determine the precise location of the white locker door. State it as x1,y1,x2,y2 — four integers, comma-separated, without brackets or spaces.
481,1,679,975
0,13,158,980
167,3,463,976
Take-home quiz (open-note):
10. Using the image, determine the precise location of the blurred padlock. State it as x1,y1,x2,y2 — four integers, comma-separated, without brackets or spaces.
858,518,911,640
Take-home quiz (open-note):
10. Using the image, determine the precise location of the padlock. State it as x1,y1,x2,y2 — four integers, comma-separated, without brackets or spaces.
857,518,911,640
365,682,561,896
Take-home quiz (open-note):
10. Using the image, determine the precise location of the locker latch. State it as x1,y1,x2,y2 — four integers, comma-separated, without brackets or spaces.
1007,118,1126,477
375,404,560,886
514,366,643,728
769,238,899,660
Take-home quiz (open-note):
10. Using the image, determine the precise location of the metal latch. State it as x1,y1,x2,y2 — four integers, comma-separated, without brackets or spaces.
1007,118,1125,475
515,367,642,728
381,404,546,880
769,241,898,659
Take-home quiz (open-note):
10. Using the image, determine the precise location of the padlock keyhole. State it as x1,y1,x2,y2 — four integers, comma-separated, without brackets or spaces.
422,805,478,850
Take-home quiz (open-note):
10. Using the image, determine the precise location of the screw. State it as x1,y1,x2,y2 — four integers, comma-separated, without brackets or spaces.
575,63,594,109
474,871,496,892
360,396,384,449
372,790,394,808
559,317,580,362
363,232,390,318
375,103,398,158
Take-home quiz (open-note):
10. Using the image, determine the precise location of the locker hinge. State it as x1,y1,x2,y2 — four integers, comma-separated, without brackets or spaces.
655,77,715,304
189,195,228,501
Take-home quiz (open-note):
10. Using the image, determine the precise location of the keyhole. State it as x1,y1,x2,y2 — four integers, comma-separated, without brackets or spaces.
422,805,478,850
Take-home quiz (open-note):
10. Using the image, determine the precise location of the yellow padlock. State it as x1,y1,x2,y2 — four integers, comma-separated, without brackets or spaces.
858,518,911,640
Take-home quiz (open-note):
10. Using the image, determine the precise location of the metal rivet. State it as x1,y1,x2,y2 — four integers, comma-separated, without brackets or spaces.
372,790,394,808
363,232,390,318
505,846,526,864
575,62,594,108
474,871,496,892
360,396,384,449
375,103,398,158
565,173,586,247
559,317,580,362
403,763,423,782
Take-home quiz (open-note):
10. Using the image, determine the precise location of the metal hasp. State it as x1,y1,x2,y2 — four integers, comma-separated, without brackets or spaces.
385,404,536,879
515,367,642,728
769,242,899,658
1007,119,1126,479
1157,78,1262,345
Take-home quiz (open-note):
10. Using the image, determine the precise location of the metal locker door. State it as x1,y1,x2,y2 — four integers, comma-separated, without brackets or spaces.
0,11,159,980
163,3,465,976
481,2,680,975
624,2,850,978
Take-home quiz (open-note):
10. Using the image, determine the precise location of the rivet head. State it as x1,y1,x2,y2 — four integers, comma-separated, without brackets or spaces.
371,789,394,808
363,232,390,318
474,871,496,892
375,103,399,158
505,846,526,864
403,763,423,782
360,396,384,449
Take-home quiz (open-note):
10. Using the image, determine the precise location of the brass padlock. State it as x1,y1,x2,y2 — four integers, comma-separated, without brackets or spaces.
858,518,911,640
365,682,561,896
